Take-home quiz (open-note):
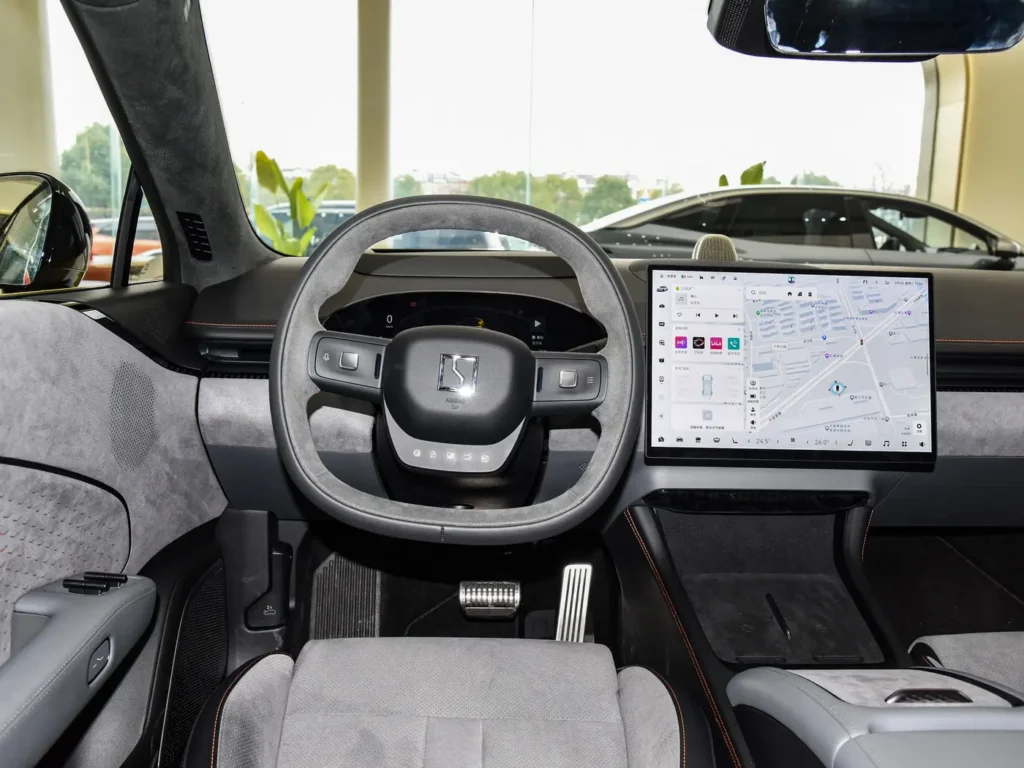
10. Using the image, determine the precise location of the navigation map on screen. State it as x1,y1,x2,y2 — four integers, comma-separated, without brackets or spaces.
649,268,934,455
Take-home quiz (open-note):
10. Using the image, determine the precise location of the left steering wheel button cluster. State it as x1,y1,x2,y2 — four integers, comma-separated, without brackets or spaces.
311,334,386,399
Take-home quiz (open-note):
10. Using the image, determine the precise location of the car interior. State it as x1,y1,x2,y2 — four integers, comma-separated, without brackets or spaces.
4,1,1024,767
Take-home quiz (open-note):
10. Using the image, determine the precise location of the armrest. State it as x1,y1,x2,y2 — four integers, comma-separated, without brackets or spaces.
0,576,156,768
727,667,1024,768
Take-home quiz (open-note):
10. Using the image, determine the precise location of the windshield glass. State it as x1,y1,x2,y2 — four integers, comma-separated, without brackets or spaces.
204,0,926,257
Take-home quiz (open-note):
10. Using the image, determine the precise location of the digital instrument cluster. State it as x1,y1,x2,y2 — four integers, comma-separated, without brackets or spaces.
325,292,605,352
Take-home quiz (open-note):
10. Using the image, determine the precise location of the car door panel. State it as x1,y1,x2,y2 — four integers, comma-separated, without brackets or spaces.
0,576,156,768
0,299,225,576
0,464,129,665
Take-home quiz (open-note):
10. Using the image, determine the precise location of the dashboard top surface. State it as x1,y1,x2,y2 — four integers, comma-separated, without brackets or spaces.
185,253,1024,361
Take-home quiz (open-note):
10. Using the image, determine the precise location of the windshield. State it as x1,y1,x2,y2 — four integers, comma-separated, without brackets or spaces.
205,0,926,257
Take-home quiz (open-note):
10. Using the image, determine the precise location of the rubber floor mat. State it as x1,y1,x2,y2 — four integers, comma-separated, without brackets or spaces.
309,554,381,639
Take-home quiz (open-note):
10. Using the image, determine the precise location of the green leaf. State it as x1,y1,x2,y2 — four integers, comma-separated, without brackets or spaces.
253,204,280,240
275,237,302,256
270,158,288,196
740,162,766,186
718,174,729,187
295,185,316,229
285,177,301,225
297,226,316,256
255,151,280,193
310,182,329,211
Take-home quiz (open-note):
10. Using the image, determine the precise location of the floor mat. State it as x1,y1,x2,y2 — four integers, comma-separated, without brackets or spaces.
309,554,381,639
864,533,1024,648
379,573,517,638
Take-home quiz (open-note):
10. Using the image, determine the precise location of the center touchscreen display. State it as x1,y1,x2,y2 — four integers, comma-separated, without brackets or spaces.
647,265,936,468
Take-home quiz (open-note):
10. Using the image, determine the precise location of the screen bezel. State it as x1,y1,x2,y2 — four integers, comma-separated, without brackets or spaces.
645,263,937,471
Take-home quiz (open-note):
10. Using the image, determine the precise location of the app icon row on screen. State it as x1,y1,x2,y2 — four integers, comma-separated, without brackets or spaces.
674,336,741,350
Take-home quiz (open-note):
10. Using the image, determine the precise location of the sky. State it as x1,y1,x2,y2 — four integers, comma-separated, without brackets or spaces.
46,0,928,195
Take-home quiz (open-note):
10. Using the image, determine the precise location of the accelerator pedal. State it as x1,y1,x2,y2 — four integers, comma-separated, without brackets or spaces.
555,563,593,642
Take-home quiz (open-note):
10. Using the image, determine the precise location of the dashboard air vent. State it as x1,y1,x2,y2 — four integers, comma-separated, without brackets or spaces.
177,212,213,261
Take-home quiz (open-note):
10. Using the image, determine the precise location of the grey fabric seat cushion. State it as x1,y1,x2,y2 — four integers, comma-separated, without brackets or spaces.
913,632,1024,694
214,637,683,768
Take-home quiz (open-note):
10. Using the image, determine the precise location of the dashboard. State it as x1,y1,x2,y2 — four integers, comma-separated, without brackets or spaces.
647,265,936,470
182,253,1024,527
324,291,606,352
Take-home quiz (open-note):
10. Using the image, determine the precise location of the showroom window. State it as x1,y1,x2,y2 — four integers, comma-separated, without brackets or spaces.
391,0,928,227
206,0,928,254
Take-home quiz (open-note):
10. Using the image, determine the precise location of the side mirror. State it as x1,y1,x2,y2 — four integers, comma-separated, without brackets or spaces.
0,173,91,293
993,237,1022,259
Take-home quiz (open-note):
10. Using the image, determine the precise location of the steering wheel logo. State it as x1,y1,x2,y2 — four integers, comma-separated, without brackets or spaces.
438,354,479,395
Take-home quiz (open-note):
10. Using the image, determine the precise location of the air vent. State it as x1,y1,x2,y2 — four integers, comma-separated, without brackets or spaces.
885,688,972,705
177,211,213,261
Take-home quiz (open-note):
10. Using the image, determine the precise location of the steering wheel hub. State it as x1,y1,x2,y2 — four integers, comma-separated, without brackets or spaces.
381,325,534,445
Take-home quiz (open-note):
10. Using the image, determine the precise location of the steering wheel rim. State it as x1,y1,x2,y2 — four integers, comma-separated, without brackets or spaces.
270,195,643,544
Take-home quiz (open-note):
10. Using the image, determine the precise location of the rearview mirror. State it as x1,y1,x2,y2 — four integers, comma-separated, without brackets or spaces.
0,173,91,293
709,0,1024,59
766,0,1024,56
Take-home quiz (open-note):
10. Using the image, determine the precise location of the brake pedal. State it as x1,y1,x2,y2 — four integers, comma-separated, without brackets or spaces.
459,581,520,619
555,563,593,642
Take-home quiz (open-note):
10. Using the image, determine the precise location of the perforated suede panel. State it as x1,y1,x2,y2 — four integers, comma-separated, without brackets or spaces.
0,464,128,663
0,301,227,571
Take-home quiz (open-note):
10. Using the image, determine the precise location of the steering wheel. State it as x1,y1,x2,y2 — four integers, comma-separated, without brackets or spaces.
270,196,643,544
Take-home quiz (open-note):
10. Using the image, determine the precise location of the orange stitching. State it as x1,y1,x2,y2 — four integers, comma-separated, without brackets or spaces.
649,668,687,768
209,656,265,768
625,509,742,768
860,509,875,563
186,320,277,328
937,338,1024,344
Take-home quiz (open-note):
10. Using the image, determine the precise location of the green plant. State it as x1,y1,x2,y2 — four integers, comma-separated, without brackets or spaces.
719,161,767,187
252,150,329,256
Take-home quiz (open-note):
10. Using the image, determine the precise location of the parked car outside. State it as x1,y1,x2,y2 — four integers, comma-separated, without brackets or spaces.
261,199,535,252
85,215,162,283
584,186,1023,270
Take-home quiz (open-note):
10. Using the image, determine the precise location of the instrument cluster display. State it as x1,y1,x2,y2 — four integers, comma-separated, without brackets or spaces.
325,292,605,352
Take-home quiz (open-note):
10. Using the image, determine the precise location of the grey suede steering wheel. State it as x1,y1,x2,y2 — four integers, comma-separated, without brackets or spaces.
269,195,643,544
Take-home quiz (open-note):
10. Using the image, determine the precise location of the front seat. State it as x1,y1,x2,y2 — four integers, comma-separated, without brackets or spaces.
184,637,693,767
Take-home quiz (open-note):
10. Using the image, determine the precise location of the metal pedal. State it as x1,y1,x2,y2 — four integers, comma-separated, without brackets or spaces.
459,581,521,618
555,563,593,642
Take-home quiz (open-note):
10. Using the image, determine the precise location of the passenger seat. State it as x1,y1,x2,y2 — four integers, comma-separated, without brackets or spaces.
911,632,1024,694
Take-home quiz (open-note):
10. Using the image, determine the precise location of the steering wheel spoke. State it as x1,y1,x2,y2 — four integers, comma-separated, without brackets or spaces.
308,330,389,402
531,351,608,416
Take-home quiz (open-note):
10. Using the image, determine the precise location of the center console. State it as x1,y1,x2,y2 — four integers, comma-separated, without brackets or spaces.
625,265,1005,768
728,666,1024,768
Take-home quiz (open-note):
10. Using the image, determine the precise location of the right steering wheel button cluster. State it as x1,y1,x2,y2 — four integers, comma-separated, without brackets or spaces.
532,352,605,414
